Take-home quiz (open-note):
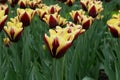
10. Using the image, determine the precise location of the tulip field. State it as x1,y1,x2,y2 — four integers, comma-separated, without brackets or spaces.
0,0,120,80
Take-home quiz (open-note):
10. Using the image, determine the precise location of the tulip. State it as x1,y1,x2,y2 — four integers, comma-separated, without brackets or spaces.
65,0,75,6
18,0,28,8
80,0,93,11
78,15,93,30
88,1,103,18
69,9,85,23
44,28,74,58
47,4,61,14
107,18,120,38
3,37,11,47
28,0,37,9
0,4,9,15
43,13,59,28
66,22,85,39
43,13,67,28
0,10,7,31
4,17,23,42
17,8,35,26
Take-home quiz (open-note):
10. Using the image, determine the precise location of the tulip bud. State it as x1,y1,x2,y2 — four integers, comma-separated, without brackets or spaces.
66,22,85,39
88,1,103,18
18,0,28,8
48,4,61,14
4,17,23,42
80,0,90,11
78,15,93,30
17,8,35,26
69,9,85,23
28,0,37,9
43,13,59,28
107,18,120,38
65,0,75,6
44,28,73,58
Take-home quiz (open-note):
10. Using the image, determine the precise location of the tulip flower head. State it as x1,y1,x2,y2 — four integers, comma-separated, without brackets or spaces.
28,0,38,9
4,17,23,42
18,0,28,8
78,15,93,30
0,10,7,31
43,13,59,28
17,8,35,26
66,22,85,39
44,27,74,58
107,12,120,38
88,1,103,18
65,0,75,6
47,4,61,14
43,13,67,28
70,9,85,23
80,0,93,11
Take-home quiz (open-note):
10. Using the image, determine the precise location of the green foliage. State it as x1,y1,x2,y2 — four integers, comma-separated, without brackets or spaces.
0,0,120,80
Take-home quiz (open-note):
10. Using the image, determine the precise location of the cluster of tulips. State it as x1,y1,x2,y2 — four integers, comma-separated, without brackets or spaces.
107,10,120,38
0,0,104,58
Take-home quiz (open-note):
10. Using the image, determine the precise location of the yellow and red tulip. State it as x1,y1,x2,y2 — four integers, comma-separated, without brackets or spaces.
107,12,120,38
43,13,67,28
17,8,35,26
0,10,7,31
107,19,120,38
47,4,61,14
4,17,23,42
28,0,42,9
18,0,28,8
44,28,74,58
66,22,85,39
80,0,92,11
78,15,93,30
69,9,85,23
88,1,103,18
43,13,59,28
28,0,37,9
65,0,75,6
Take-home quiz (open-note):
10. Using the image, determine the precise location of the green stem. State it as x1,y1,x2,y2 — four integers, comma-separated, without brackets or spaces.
52,58,57,80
